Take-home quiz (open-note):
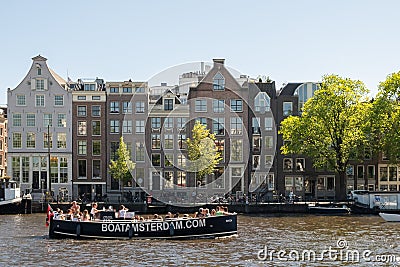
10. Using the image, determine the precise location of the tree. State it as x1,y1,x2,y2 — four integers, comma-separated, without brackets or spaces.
187,121,222,188
279,74,369,200
109,137,136,198
370,71,400,162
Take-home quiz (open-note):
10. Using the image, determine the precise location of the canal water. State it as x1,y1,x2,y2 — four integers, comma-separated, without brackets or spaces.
0,214,399,266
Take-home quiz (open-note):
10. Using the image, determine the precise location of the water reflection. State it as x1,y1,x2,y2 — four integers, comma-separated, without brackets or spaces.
0,214,399,266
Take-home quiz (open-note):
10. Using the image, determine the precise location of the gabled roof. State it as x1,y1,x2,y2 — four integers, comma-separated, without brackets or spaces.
278,83,303,96
49,68,66,86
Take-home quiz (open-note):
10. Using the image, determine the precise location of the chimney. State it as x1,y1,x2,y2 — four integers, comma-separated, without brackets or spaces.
201,62,205,73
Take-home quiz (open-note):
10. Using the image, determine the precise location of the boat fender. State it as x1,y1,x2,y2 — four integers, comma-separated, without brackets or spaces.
169,222,174,236
128,224,133,239
76,223,81,238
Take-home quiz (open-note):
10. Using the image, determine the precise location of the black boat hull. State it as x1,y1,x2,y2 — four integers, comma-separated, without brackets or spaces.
49,214,237,240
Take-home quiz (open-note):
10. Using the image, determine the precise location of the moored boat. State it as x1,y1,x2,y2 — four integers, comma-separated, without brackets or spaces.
0,178,32,214
49,213,238,240
308,205,351,215
379,212,400,222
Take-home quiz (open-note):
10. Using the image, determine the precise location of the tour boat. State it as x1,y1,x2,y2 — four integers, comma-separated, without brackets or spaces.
308,205,351,215
379,212,400,222
0,179,31,214
48,212,238,240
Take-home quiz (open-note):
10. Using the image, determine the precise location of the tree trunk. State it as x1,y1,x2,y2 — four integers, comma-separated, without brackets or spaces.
336,171,347,201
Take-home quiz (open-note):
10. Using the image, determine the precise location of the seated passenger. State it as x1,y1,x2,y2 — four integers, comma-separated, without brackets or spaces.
173,212,180,218
118,205,129,219
70,201,80,214
82,209,90,221
210,209,216,216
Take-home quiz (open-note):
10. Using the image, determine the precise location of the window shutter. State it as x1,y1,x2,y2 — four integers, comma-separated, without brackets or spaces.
31,79,36,90
44,79,48,90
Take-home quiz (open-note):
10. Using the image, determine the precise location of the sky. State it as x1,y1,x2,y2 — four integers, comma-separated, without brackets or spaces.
1,0,400,105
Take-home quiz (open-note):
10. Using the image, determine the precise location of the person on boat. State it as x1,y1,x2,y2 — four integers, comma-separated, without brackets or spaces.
173,212,180,218
210,209,216,216
164,212,173,220
70,201,80,213
90,203,100,220
81,209,90,221
118,205,128,219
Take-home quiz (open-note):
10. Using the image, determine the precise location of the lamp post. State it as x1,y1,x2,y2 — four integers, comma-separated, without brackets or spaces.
47,124,51,201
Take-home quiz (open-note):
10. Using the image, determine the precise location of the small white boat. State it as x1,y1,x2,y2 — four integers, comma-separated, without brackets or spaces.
308,205,351,214
379,212,400,222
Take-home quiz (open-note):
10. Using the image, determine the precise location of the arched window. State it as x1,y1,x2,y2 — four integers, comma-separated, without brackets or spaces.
254,92,270,112
294,82,318,113
213,72,225,90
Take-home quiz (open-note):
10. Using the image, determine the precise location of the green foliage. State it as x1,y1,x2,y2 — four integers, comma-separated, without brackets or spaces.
186,121,222,180
279,74,370,199
109,137,136,185
371,72,400,162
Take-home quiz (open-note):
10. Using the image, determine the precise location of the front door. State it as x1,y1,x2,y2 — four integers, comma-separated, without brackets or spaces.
32,171,40,189
40,171,47,190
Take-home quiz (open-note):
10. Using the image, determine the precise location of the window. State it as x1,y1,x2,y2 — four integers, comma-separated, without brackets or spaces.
78,160,87,178
389,167,397,181
60,157,68,183
92,141,101,155
195,99,207,112
215,139,224,162
253,155,260,170
92,121,101,135
357,165,364,179
213,72,225,90
164,134,173,149
230,100,242,112
327,177,335,191
283,158,293,171
135,101,145,113
123,87,132,93
164,118,173,129
367,165,375,179
13,113,22,127
253,136,261,151
152,134,161,149
265,117,273,131
78,141,87,155
123,102,132,114
135,142,145,162
231,139,243,161
283,102,293,116
54,95,64,106
35,95,45,107
78,121,87,135
93,160,101,179
380,167,388,181
22,157,29,183
92,106,101,117
177,117,187,129
13,133,22,148
230,117,242,135
178,134,186,149
177,171,186,187
295,177,303,191
164,171,174,189
252,117,260,134
265,136,273,149
123,120,133,133
26,114,36,127
16,95,26,106
43,133,52,148
151,117,161,129
57,114,67,127
110,120,120,133
12,157,21,183
255,92,270,112
43,114,52,127
152,154,161,166
110,101,120,113
177,154,186,168
196,117,207,126
265,155,273,167
77,96,86,100
57,133,66,148
84,84,95,91
36,79,45,91
285,177,294,191
346,165,354,179
213,118,225,135
135,87,145,93
110,87,119,93
26,132,36,148
111,142,119,161
213,99,224,113
165,154,173,167
135,168,145,186
37,67,41,75
92,96,100,101
77,106,87,117
135,120,144,133
164,99,174,111
296,158,305,171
